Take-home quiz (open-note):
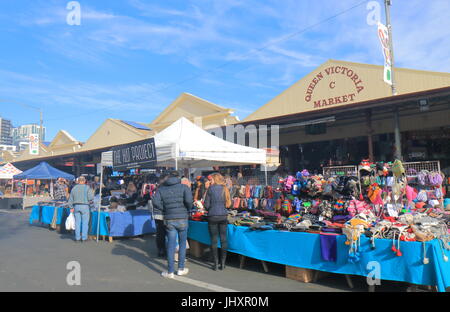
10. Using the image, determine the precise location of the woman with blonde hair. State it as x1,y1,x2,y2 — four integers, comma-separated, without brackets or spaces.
204,173,232,271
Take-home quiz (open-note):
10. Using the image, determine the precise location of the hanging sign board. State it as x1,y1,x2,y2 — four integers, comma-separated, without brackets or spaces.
112,138,157,170
29,134,39,155
377,22,393,85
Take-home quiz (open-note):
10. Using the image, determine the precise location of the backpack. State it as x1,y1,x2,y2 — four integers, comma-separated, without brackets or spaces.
253,185,261,198
247,198,254,210
240,198,248,209
245,185,251,198
233,198,241,209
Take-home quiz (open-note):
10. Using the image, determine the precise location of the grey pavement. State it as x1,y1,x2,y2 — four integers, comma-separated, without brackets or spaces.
0,209,409,292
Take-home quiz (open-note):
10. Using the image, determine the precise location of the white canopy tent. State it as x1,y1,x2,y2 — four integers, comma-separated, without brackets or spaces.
0,163,22,180
154,117,267,168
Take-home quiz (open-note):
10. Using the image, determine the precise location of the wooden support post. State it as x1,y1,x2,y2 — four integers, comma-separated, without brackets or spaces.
261,260,269,273
345,275,354,289
239,255,246,269
366,109,374,162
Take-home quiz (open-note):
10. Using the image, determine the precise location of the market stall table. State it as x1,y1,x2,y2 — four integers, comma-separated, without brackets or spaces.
30,205,156,241
188,220,450,292
90,210,156,241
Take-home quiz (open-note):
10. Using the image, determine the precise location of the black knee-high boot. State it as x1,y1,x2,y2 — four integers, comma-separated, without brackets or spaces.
211,246,219,271
220,249,227,270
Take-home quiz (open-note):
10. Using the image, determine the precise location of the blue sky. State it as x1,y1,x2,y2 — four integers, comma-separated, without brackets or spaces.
0,0,449,142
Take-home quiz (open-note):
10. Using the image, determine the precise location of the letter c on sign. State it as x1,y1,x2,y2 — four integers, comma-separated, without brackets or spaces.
329,81,335,89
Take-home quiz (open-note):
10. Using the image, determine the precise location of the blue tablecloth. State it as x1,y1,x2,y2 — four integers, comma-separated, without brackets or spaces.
188,221,450,292
108,210,156,237
89,211,109,236
29,205,70,225
30,206,155,237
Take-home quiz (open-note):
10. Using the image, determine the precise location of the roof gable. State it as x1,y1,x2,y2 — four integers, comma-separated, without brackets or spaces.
244,59,450,121
149,93,233,130
80,119,151,151
49,130,79,148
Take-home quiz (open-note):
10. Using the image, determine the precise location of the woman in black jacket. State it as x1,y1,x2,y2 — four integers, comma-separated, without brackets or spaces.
204,173,232,271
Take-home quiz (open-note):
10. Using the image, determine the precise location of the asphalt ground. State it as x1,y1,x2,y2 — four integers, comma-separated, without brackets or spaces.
0,208,413,292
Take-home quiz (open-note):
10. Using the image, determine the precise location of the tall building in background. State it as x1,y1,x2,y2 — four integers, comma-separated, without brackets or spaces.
12,124,46,151
0,117,13,145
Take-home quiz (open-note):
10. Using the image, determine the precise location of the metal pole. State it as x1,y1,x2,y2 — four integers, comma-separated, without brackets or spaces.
384,0,402,160
264,165,268,186
384,0,397,96
96,166,104,242
39,109,43,145
24,179,27,210
393,108,402,160
366,109,374,162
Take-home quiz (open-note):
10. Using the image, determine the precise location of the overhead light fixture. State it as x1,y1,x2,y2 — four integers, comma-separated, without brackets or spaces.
419,99,429,112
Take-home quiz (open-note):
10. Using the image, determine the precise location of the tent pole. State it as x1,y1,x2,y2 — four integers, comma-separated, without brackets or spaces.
11,179,14,195
24,179,27,210
264,165,268,186
96,166,104,242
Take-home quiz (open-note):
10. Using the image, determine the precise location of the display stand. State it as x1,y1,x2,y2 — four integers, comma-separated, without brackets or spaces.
323,165,358,177
403,161,443,202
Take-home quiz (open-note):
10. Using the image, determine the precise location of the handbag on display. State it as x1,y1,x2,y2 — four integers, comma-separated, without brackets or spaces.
233,198,241,209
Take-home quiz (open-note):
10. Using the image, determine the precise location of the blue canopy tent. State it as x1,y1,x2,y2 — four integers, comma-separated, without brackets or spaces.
14,162,75,180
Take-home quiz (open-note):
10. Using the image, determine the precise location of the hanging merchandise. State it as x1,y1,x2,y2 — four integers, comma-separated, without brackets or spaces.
392,159,405,177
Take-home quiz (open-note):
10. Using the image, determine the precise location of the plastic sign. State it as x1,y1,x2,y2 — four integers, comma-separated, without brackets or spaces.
377,22,393,85
112,138,157,170
29,134,39,155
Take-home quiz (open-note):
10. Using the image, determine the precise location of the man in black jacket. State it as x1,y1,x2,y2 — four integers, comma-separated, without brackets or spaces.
152,171,193,278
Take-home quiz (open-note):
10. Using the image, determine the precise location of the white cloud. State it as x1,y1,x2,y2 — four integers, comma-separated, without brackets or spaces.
0,69,171,117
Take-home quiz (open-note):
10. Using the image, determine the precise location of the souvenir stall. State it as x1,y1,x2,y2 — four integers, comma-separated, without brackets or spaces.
90,147,158,242
21,162,75,228
0,163,23,209
188,159,450,292
15,161,75,211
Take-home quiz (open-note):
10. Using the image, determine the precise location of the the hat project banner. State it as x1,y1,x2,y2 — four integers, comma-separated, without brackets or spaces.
112,138,157,170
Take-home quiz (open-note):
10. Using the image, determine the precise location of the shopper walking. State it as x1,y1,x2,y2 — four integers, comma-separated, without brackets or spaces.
152,171,193,278
204,173,232,271
68,176,94,243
